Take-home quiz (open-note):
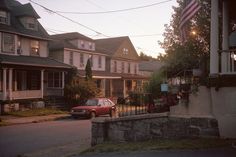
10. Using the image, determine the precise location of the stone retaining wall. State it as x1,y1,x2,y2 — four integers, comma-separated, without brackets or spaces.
91,113,219,146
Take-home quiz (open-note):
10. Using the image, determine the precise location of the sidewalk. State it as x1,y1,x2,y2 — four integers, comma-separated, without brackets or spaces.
0,113,71,126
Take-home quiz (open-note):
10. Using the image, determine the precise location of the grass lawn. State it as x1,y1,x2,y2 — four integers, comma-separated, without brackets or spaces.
80,138,236,155
7,108,68,117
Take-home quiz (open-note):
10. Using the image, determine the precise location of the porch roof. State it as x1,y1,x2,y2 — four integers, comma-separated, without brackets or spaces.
78,70,148,80
0,54,73,69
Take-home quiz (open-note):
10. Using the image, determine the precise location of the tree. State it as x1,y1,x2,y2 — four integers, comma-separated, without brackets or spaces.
139,51,156,61
85,58,92,80
158,0,211,80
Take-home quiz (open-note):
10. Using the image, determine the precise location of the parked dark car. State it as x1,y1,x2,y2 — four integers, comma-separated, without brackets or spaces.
71,98,116,118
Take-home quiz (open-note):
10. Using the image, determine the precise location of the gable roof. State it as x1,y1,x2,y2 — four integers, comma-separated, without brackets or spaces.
51,32,94,42
49,32,95,51
0,54,73,69
139,61,164,72
0,0,49,40
95,36,128,56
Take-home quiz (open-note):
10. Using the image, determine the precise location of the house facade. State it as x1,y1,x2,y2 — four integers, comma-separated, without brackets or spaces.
0,0,72,113
49,32,109,96
209,0,236,138
96,36,148,98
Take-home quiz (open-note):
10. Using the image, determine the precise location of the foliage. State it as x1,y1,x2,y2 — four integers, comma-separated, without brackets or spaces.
64,77,100,106
144,70,165,99
139,51,157,61
85,58,92,80
158,0,211,79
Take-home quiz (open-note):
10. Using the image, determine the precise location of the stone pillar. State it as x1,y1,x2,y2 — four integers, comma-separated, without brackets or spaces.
41,69,44,98
8,68,13,100
2,68,7,100
210,0,219,74
222,0,229,73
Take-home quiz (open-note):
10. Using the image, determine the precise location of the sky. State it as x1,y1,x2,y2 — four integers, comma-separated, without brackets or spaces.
18,0,178,58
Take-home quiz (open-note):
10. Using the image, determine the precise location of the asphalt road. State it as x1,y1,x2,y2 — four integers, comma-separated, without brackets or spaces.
0,119,91,157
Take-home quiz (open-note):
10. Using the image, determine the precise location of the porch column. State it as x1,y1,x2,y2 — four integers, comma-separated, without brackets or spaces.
222,0,229,73
110,79,113,97
2,68,7,101
62,72,65,96
8,68,13,100
41,69,44,98
123,79,126,98
210,0,219,74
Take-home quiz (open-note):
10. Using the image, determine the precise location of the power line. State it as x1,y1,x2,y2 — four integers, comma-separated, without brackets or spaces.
28,0,109,37
55,0,173,14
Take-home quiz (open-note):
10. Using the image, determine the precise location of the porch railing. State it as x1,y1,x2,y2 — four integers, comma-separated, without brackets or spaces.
12,90,41,99
219,49,236,74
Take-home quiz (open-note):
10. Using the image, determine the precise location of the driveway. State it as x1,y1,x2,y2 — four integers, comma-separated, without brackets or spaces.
0,119,91,157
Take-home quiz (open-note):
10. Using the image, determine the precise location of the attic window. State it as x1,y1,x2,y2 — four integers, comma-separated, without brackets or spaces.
0,10,8,24
26,17,38,30
123,48,129,55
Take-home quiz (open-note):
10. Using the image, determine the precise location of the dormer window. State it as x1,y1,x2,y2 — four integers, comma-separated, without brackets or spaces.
26,17,38,30
0,10,8,24
30,40,40,56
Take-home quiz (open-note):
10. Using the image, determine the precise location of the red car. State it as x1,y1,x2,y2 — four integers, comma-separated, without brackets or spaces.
71,98,116,118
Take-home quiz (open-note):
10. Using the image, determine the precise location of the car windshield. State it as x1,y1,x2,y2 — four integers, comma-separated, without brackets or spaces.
85,99,98,106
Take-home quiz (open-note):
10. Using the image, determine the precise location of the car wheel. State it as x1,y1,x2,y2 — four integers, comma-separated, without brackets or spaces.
90,112,96,119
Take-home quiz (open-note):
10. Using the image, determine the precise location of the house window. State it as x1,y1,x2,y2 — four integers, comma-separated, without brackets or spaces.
17,36,22,54
123,48,129,55
26,17,37,30
134,64,137,74
0,10,8,24
128,63,131,73
98,56,102,68
30,40,40,56
80,41,84,48
80,53,84,67
121,62,125,73
2,33,15,53
89,42,93,49
90,55,93,67
114,61,117,72
48,72,62,88
69,51,73,65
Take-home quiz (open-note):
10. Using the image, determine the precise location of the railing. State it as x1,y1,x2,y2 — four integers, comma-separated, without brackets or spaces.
219,49,236,74
12,90,41,99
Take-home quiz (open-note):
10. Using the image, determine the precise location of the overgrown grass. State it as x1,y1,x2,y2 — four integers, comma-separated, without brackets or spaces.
7,108,68,117
80,138,236,155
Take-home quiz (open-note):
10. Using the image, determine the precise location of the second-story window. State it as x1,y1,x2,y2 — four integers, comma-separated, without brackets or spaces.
80,41,84,48
30,40,40,56
0,10,8,24
90,55,93,67
98,56,102,68
80,53,84,67
128,63,131,73
69,52,73,65
89,42,93,50
121,62,125,73
17,36,22,54
114,61,117,72
2,33,15,53
134,64,137,74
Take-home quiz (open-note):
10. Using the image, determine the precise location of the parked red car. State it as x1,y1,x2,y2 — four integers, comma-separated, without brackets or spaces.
71,98,116,118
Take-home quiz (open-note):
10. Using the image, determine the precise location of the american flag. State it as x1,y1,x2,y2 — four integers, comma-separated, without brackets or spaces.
179,0,201,42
